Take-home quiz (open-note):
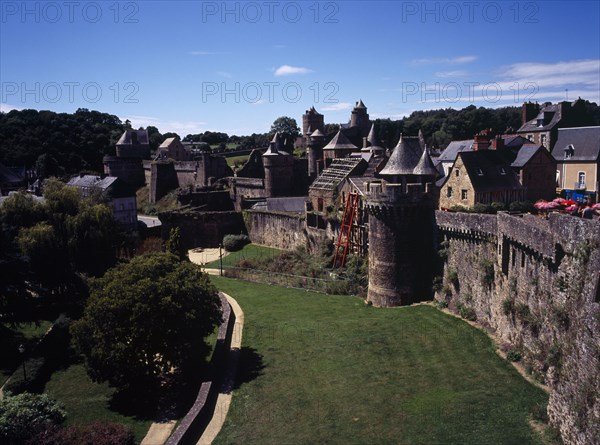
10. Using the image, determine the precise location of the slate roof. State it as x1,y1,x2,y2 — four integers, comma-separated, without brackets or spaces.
159,137,178,148
379,136,422,176
0,162,24,185
322,130,358,151
117,129,149,145
458,151,524,192
551,126,600,162
437,139,473,163
437,135,534,164
413,148,439,177
68,175,118,190
510,144,546,168
355,99,367,109
517,103,562,133
310,128,325,138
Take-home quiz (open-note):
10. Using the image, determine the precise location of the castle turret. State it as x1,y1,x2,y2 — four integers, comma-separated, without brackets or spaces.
362,123,386,156
103,129,150,188
302,106,325,136
262,133,294,197
350,99,371,138
307,128,326,177
365,133,438,307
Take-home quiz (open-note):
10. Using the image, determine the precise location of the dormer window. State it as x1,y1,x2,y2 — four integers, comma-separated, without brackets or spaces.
564,144,574,159
455,168,460,177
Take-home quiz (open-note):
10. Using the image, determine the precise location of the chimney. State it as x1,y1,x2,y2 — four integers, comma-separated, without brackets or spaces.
522,102,540,126
473,129,490,151
491,135,504,150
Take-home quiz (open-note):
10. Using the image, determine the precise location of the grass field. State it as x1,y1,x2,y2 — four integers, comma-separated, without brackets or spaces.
210,277,549,445
225,154,250,169
44,362,153,443
204,244,281,269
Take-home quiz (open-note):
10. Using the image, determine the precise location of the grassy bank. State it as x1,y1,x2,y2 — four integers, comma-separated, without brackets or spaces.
210,277,549,445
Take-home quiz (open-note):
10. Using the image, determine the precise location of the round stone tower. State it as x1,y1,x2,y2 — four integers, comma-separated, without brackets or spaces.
365,136,439,307
307,128,326,177
262,133,294,197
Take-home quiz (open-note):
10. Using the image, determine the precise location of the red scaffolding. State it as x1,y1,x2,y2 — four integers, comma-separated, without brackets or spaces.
333,192,360,269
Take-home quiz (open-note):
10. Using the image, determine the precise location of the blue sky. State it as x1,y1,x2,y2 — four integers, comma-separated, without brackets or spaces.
1,1,599,136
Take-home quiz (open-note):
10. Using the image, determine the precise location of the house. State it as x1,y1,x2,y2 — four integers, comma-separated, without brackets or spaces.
516,99,588,150
67,175,137,228
439,150,526,209
0,162,26,195
436,131,555,203
552,126,600,203
156,137,191,161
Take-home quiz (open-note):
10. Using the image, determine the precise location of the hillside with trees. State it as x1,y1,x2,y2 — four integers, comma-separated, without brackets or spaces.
2,102,599,176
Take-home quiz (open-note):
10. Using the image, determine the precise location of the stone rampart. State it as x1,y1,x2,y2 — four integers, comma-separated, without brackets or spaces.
435,211,600,445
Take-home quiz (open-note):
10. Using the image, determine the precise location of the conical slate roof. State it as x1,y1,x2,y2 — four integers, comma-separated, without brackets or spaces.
412,147,438,177
363,123,385,152
323,130,358,150
310,128,325,138
263,132,289,156
379,135,421,176
355,99,367,109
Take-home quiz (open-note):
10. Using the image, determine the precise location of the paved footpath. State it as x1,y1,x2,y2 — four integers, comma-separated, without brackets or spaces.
198,293,244,444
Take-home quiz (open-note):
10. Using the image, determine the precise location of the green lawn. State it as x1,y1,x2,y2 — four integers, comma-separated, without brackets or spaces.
44,362,152,444
204,244,281,269
210,277,549,445
225,154,250,168
0,321,52,385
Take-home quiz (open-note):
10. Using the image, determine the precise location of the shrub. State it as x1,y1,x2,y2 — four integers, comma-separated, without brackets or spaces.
222,234,250,252
447,269,459,287
479,259,495,287
0,392,66,445
457,303,477,321
508,201,534,213
432,276,443,292
506,349,522,362
434,299,448,309
28,422,135,445
502,298,515,316
530,401,549,423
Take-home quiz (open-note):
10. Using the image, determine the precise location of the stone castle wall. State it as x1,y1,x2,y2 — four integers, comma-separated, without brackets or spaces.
243,210,307,250
435,211,600,445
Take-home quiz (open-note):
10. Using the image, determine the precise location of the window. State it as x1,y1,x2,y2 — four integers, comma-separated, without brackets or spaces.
527,134,534,142
461,189,468,200
447,187,453,198
577,171,586,189
455,168,460,177
476,168,483,176
540,134,547,148
564,144,574,159
317,197,324,212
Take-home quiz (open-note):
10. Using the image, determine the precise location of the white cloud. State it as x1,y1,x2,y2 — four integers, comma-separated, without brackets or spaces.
412,55,477,65
273,65,313,76
434,70,468,78
0,103,22,113
321,102,352,111
124,115,207,135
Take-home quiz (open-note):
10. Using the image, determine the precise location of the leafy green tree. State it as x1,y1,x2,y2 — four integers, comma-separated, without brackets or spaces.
0,392,66,445
71,253,222,389
270,116,300,147
166,227,186,260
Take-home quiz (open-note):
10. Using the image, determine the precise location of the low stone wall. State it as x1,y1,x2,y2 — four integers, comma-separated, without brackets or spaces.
165,293,233,445
435,211,600,445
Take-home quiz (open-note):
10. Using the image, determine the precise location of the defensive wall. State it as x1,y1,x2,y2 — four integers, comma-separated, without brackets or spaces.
435,211,600,445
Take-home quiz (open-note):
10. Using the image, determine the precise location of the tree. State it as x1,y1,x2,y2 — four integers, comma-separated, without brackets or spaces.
270,116,300,147
0,392,66,445
166,227,186,260
71,253,222,389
